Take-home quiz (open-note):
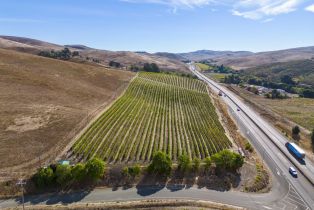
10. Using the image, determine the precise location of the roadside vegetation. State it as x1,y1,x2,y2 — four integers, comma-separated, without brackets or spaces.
33,158,106,189
71,72,231,163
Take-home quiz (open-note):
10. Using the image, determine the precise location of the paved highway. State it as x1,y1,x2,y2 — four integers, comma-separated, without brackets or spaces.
1,65,313,210
189,63,314,209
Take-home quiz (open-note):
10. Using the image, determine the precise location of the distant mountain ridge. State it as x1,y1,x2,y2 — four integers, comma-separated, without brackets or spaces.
1,35,314,71
176,47,314,70
178,50,254,61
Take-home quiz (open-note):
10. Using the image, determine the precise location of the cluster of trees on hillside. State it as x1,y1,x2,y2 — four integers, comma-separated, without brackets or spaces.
33,158,105,188
38,48,79,60
109,60,121,68
143,63,160,72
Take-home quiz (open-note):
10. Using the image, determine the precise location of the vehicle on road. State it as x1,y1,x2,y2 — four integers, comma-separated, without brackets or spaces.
285,142,305,160
289,167,298,177
237,107,240,111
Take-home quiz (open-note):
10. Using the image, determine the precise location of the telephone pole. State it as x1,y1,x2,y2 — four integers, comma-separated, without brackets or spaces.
16,179,26,210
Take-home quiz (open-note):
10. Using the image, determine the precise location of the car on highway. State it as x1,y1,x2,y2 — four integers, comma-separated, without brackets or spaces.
289,167,298,177
237,107,240,111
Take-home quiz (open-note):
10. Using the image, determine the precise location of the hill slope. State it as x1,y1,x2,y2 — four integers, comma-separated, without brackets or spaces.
0,35,189,73
0,49,134,170
243,59,314,86
177,47,314,70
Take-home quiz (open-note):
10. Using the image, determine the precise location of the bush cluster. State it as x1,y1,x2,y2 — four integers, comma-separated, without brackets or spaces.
38,48,75,60
122,164,141,178
33,158,106,189
211,149,244,171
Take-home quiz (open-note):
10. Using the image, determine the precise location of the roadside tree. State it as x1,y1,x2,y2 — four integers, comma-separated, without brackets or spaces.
85,158,106,181
148,151,172,176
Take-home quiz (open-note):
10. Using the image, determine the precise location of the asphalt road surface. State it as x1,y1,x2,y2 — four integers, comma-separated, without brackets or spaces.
1,65,313,210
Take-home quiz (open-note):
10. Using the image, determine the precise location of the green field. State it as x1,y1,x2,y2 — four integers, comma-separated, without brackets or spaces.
205,73,227,82
196,63,211,71
72,72,231,163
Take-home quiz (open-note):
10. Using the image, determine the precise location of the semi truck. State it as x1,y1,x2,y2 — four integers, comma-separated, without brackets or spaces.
286,142,305,159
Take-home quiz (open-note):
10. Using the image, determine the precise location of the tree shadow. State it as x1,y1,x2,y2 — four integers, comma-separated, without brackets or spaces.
136,173,167,196
196,171,241,192
15,189,92,206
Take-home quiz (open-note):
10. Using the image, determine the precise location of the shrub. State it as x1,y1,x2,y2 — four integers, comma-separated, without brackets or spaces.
192,157,201,172
85,158,106,181
245,142,254,152
204,157,212,170
211,149,244,171
34,167,55,188
55,164,72,186
71,163,86,182
178,154,191,172
148,151,172,176
292,125,300,136
128,164,141,177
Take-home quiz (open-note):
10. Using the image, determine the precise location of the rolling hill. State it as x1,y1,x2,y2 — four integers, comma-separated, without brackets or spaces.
176,47,314,70
0,48,134,171
0,35,189,73
243,59,314,86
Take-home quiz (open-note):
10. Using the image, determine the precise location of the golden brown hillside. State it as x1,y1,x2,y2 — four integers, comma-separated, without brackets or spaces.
0,49,134,173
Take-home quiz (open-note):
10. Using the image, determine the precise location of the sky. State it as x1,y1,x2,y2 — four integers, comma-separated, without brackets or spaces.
0,0,313,53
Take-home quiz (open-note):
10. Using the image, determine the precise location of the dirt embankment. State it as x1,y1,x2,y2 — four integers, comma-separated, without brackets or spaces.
4,199,245,210
0,49,135,178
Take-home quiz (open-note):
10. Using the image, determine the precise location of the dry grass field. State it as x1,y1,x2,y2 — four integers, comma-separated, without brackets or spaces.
228,85,314,155
0,49,134,171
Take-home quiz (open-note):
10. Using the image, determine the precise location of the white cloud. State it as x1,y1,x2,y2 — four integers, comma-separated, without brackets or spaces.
305,3,314,12
122,0,305,20
232,0,304,20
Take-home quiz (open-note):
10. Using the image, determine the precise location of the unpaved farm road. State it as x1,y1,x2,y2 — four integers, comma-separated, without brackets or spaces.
1,64,313,210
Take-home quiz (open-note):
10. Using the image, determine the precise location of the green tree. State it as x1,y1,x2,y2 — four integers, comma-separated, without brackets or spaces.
85,158,106,181
192,157,201,172
178,154,191,172
71,163,86,182
34,167,55,188
292,125,300,136
148,151,172,176
232,153,244,170
211,149,244,171
55,164,72,186
128,164,141,177
204,157,212,170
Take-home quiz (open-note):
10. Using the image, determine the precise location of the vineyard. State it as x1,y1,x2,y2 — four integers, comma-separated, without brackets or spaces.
71,72,231,163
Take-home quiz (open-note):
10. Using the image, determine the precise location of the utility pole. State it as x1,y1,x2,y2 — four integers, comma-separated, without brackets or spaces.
16,179,26,210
